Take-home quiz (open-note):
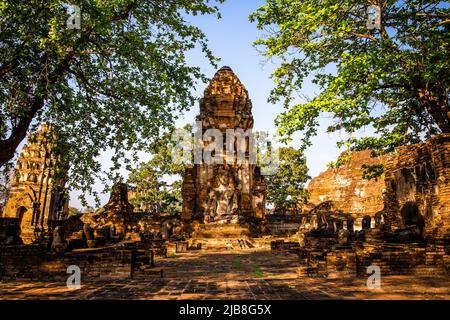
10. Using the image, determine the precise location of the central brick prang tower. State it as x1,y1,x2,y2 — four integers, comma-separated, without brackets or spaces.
182,66,267,226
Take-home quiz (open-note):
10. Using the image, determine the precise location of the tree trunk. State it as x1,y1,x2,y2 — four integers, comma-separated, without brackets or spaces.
418,88,450,133
0,122,33,167
0,49,75,168
0,97,44,167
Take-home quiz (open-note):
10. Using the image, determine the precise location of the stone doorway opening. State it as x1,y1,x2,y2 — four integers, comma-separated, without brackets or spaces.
400,201,425,234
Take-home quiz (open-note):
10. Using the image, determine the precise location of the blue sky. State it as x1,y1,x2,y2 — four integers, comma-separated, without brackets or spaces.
70,0,346,209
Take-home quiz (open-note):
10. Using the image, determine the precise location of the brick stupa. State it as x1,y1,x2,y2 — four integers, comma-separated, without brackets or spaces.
182,66,267,239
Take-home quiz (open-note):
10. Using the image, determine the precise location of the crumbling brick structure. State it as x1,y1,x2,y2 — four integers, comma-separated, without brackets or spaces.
384,133,450,241
307,150,388,225
182,66,267,226
297,136,450,277
2,124,68,243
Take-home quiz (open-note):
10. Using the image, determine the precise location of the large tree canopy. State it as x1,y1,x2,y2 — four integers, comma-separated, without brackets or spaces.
0,0,223,197
251,1,450,162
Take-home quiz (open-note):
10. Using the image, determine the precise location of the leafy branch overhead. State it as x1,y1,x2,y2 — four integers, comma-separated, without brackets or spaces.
250,0,449,163
127,125,191,214
263,147,309,213
0,0,224,201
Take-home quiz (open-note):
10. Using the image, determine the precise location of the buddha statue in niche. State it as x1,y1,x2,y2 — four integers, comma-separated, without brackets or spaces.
204,166,239,224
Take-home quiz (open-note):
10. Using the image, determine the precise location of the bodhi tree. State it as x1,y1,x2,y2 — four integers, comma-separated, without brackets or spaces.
264,147,309,214
127,125,191,214
0,0,223,201
251,1,449,175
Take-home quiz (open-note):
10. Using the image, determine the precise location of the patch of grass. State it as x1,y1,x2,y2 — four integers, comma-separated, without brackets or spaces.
252,266,264,278
233,259,244,271
167,253,177,259
211,269,225,275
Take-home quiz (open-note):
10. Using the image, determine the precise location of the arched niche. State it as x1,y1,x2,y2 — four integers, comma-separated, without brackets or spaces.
16,206,28,236
362,215,372,230
400,201,425,234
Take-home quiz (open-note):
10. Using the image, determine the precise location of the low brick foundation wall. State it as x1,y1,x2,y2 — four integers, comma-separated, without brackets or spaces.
266,215,302,236
267,222,302,236
0,245,133,280
270,240,301,253
355,242,449,276
299,241,449,277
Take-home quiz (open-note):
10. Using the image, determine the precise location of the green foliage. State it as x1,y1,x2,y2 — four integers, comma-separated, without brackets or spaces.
83,205,95,213
251,1,450,177
67,206,81,217
127,125,191,214
233,258,244,270
263,147,309,213
0,0,224,204
362,163,385,181
251,266,264,278
327,152,352,169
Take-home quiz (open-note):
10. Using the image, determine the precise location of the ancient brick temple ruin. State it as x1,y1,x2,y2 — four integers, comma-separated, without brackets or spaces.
307,150,388,219
0,69,448,299
384,134,450,241
291,136,450,278
299,150,390,234
182,66,267,238
2,124,68,243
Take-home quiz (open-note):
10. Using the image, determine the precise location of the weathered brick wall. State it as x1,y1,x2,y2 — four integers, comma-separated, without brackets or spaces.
266,215,302,236
384,134,450,240
0,218,21,244
354,243,449,276
300,242,449,277
49,215,83,235
325,248,357,278
270,240,301,253
307,150,388,219
0,245,133,280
